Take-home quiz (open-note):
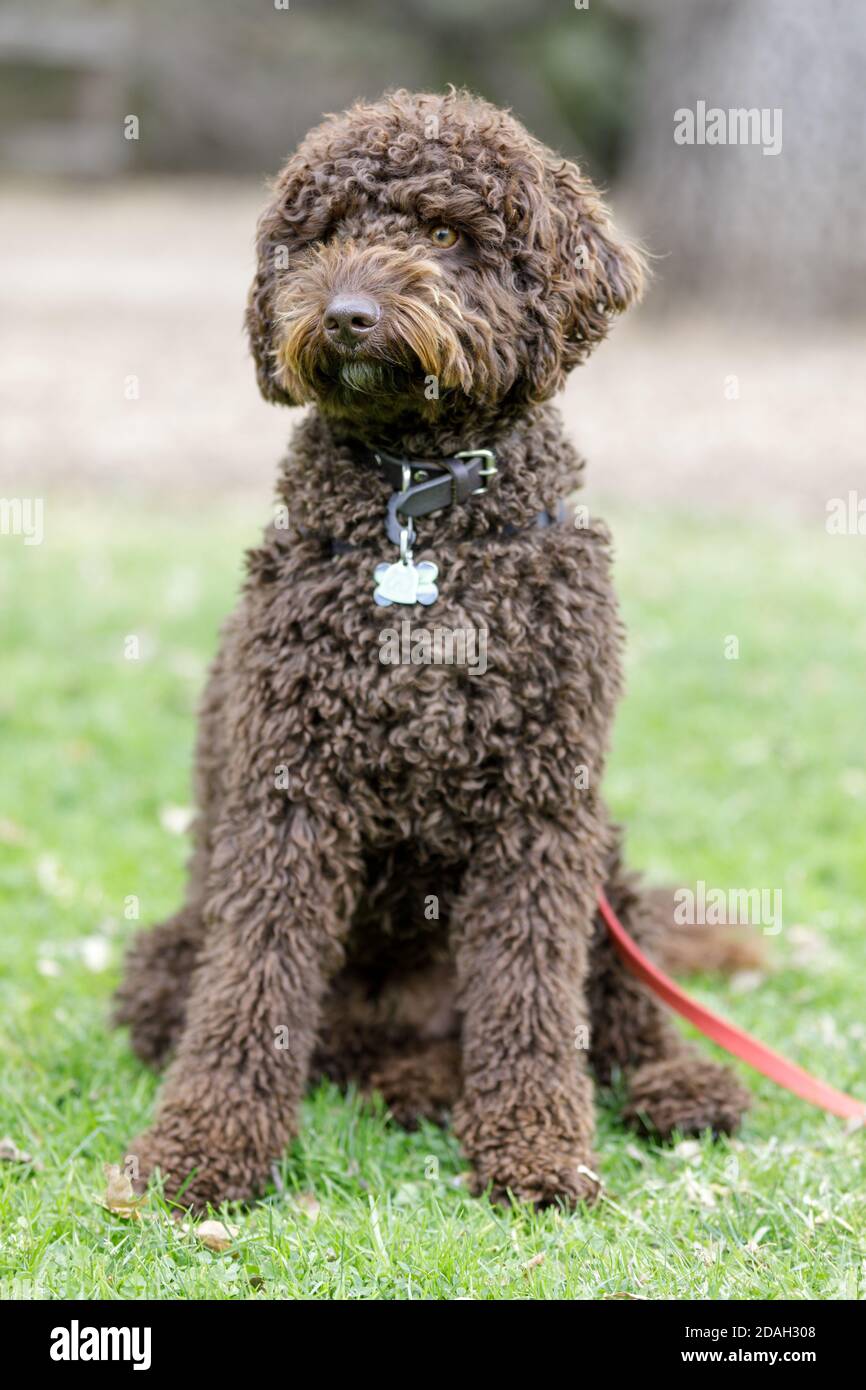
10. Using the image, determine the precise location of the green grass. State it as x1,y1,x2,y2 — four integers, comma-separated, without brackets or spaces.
2,501,865,1299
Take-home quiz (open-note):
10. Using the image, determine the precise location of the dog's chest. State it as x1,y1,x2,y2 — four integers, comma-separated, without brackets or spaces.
279,551,548,740
248,532,610,845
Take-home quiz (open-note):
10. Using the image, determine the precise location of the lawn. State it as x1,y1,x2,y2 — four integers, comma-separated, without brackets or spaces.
1,500,864,1299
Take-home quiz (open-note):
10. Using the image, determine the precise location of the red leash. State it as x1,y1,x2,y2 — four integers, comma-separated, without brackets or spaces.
597,888,866,1122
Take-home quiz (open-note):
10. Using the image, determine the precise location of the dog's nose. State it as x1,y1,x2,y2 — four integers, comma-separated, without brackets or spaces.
323,294,381,344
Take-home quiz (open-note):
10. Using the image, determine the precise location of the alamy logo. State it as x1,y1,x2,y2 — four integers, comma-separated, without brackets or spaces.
826,491,866,535
674,880,782,936
50,1320,152,1371
378,619,488,676
674,101,783,157
0,496,43,545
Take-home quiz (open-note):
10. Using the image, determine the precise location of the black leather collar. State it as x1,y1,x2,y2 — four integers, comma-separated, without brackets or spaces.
296,442,568,556
367,446,498,544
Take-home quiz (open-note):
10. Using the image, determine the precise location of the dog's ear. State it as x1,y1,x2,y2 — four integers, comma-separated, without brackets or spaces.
247,145,340,407
527,156,647,397
246,189,299,407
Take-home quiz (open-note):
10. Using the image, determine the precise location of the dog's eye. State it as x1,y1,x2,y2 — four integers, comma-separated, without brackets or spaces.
428,225,459,248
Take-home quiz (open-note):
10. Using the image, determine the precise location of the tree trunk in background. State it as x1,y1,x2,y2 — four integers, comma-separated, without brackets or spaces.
622,0,866,319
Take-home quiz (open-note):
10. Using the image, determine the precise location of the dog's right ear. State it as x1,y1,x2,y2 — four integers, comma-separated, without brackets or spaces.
246,187,299,407
247,145,339,406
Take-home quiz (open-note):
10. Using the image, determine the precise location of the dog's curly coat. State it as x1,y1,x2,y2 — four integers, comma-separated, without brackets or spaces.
114,89,750,1210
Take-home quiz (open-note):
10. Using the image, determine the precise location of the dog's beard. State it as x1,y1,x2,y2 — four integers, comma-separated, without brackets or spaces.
275,307,467,419
338,358,379,393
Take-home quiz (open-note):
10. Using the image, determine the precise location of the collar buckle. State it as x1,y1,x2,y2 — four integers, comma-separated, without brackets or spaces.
456,448,498,495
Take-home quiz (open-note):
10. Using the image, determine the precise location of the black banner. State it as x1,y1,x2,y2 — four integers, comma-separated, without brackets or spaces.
0,1297,858,1373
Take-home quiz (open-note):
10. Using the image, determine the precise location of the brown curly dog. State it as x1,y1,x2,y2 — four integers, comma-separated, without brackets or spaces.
113,88,750,1210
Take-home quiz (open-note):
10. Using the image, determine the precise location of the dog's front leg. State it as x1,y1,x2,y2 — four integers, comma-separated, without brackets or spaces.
452,813,605,1208
126,799,361,1210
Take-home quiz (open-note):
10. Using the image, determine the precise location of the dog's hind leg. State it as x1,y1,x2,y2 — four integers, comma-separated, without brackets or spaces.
314,958,461,1126
112,907,203,1069
367,1038,461,1128
112,655,230,1069
113,795,214,1070
589,848,751,1138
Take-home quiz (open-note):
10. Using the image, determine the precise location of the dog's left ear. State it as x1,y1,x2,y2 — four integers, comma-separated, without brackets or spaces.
530,156,647,394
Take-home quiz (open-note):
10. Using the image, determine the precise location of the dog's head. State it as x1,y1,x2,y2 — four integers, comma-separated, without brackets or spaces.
247,89,645,430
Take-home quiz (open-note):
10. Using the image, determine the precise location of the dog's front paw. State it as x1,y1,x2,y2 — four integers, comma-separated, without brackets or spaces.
124,1124,270,1212
467,1146,602,1210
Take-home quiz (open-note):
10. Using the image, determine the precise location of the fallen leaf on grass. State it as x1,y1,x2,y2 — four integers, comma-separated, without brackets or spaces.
744,1225,770,1255
36,854,75,901
195,1219,239,1252
668,1140,702,1164
693,1241,722,1267
683,1171,717,1208
787,925,831,969
730,970,765,994
294,1191,320,1223
0,1137,32,1164
100,1163,146,1220
522,1253,546,1276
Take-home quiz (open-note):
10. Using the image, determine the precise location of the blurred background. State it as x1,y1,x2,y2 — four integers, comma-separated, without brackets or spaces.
2,0,864,516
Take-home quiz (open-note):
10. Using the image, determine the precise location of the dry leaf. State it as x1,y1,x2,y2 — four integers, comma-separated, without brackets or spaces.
36,854,75,901
294,1191,320,1222
100,1163,145,1219
196,1219,238,1252
692,1242,719,1267
788,927,841,972
745,1225,770,1255
670,1140,702,1164
0,1136,32,1164
684,1171,717,1208
730,969,765,994
0,818,26,845
522,1253,546,1275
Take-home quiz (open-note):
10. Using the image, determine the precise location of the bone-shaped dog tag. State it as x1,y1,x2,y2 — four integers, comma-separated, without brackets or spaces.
373,559,439,606
374,560,419,606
